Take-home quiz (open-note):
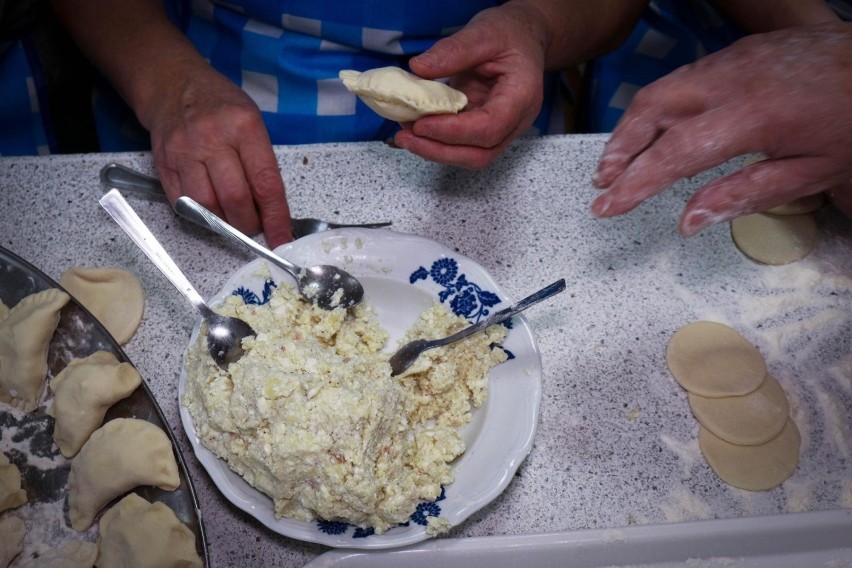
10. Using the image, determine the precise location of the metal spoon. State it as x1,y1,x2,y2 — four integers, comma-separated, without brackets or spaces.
174,196,364,310
99,189,255,369
99,162,392,238
389,278,566,376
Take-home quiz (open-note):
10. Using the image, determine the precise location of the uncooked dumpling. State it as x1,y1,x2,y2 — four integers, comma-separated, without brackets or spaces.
0,516,25,568
688,373,789,446
0,453,26,512
0,288,70,411
59,267,144,345
340,67,467,122
17,540,97,568
97,493,203,568
730,212,818,265
68,418,180,531
48,350,142,457
698,419,800,491
666,321,766,397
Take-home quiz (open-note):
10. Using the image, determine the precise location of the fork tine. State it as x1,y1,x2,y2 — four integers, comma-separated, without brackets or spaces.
326,221,393,230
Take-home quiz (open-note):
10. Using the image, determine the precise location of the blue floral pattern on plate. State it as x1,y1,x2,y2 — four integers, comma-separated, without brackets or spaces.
411,257,515,360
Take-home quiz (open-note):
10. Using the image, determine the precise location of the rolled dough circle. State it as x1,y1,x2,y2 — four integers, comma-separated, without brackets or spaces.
59,267,144,345
730,212,818,265
688,373,789,445
666,321,766,397
698,419,800,491
766,193,824,215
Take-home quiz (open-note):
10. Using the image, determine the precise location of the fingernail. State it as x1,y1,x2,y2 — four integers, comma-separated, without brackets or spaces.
412,51,437,68
591,193,612,217
680,209,716,236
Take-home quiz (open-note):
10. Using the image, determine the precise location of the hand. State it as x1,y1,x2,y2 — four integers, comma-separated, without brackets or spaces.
393,0,549,170
144,61,293,248
591,22,852,235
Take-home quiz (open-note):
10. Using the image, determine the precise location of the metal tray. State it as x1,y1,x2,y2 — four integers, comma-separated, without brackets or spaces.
0,245,208,565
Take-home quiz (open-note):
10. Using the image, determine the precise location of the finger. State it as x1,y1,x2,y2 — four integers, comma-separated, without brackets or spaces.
239,143,292,248
410,90,530,149
679,157,840,236
205,150,262,236
590,105,760,218
593,71,713,188
409,15,500,79
394,128,510,170
173,159,220,214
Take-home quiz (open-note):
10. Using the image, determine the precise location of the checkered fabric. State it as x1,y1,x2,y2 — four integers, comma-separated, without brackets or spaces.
582,0,742,133
94,0,560,151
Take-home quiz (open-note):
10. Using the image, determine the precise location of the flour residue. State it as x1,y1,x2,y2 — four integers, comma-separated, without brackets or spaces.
660,434,702,479
782,477,814,512
815,389,852,460
658,486,714,522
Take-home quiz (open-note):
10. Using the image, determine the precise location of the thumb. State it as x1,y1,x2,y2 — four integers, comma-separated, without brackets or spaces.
409,17,497,79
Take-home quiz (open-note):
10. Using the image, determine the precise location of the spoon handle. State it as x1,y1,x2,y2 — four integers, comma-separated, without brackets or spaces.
435,278,566,347
173,196,301,278
99,189,214,319
101,163,167,200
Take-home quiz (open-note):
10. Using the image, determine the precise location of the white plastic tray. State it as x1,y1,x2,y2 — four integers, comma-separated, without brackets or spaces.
304,509,852,567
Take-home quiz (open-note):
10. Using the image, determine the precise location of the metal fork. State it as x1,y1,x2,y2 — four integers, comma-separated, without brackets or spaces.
100,163,392,239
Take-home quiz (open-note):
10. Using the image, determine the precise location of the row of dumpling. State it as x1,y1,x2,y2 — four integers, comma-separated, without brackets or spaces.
0,280,202,567
0,267,144,412
2,486,201,568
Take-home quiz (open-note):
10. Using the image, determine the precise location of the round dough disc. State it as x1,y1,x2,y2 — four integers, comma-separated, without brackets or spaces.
766,193,825,215
730,212,818,265
688,373,789,445
666,321,766,397
698,419,800,491
59,267,144,345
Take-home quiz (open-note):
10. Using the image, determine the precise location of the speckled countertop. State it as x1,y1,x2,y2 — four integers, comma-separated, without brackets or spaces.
1,134,850,567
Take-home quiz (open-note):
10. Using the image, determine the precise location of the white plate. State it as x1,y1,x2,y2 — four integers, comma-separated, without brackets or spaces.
178,228,543,549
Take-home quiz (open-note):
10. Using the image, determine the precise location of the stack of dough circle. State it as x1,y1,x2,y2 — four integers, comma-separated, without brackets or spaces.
666,321,799,491
666,321,766,397
730,212,819,266
730,155,823,265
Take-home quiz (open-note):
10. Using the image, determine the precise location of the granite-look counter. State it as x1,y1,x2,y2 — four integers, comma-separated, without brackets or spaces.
1,134,850,567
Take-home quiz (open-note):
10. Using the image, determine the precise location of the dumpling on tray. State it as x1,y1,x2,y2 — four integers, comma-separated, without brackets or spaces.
68,418,180,531
0,453,26,513
0,289,70,411
48,350,142,458
98,493,203,568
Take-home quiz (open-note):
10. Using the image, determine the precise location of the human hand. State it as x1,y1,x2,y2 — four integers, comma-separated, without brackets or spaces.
143,62,293,248
393,0,549,170
591,22,852,235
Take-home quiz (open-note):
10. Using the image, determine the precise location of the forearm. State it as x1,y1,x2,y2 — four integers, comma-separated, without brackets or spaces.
50,0,210,129
711,0,840,33
512,0,649,70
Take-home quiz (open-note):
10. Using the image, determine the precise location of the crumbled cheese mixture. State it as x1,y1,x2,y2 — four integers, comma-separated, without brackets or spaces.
182,271,507,534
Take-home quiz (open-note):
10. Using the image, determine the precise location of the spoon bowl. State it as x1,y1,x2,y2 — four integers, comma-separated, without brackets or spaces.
389,278,566,376
174,197,364,309
99,189,255,369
